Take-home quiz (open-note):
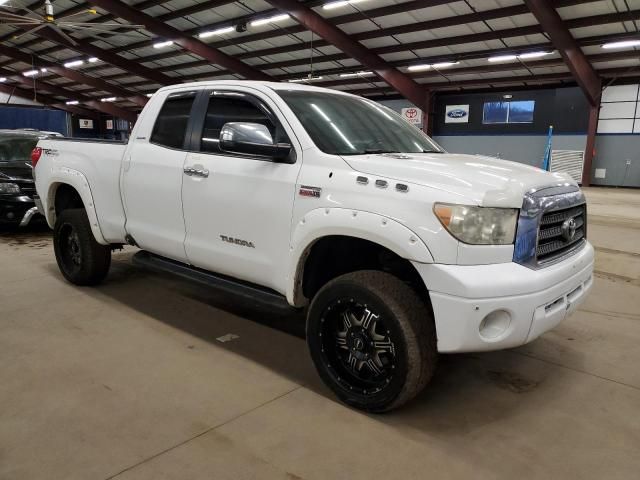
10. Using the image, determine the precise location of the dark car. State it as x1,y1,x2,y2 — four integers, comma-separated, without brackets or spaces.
0,129,62,226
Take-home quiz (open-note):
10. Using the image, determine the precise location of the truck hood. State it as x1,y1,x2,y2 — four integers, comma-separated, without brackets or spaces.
0,160,33,180
340,152,575,208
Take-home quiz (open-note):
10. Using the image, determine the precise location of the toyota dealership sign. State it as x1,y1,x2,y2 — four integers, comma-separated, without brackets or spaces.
401,107,423,126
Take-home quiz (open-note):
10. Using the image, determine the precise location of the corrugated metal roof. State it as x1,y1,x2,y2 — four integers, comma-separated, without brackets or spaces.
0,0,637,112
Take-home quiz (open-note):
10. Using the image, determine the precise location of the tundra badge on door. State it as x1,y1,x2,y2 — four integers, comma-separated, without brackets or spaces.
220,235,255,248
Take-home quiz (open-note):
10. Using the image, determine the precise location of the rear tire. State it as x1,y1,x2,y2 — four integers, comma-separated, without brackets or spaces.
306,270,437,412
53,208,111,286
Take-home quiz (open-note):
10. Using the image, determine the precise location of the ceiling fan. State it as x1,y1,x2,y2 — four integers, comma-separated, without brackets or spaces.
0,0,145,45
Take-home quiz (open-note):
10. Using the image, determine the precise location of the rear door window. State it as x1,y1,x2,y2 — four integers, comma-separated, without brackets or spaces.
150,91,197,149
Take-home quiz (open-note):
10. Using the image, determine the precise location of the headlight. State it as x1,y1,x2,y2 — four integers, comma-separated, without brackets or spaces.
434,203,518,245
0,182,20,194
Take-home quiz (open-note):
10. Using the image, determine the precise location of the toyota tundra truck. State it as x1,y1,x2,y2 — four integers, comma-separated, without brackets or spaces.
33,81,593,412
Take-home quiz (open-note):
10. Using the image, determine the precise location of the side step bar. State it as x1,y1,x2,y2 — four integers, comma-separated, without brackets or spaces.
132,251,295,312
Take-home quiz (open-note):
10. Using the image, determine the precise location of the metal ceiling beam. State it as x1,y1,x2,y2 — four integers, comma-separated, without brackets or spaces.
88,0,272,81
8,25,174,87
0,44,148,107
263,0,429,108
524,0,601,106
0,67,138,122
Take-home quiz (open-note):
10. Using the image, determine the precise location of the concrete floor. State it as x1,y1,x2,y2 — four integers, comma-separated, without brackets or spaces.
1,186,639,480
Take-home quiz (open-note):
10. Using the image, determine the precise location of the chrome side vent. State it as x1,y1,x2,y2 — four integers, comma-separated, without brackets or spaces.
375,179,388,188
356,176,369,185
395,183,409,193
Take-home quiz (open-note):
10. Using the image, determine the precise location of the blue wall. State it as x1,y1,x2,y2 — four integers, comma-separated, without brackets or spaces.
0,106,69,135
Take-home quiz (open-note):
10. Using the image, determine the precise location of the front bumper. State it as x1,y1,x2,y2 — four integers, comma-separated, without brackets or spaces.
413,242,594,353
0,195,36,225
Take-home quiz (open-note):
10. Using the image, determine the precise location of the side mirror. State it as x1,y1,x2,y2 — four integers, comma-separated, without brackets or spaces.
219,122,292,161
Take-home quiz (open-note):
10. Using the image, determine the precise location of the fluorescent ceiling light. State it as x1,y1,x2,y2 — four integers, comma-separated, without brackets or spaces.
518,51,551,59
288,76,323,83
23,70,39,77
146,93,153,97
407,64,431,71
198,26,234,38
432,61,459,68
488,54,518,63
0,77,6,82
250,13,290,27
64,60,84,68
101,97,117,102
88,57,99,63
339,70,373,77
153,40,174,49
66,100,79,105
602,39,640,49
323,0,349,8
408,61,459,71
323,0,366,9
40,68,47,72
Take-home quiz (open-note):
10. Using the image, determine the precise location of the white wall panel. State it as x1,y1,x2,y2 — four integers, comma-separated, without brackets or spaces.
599,101,637,119
601,84,639,102
597,119,634,134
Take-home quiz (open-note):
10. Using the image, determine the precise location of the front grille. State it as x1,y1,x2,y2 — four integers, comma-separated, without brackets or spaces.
536,203,586,263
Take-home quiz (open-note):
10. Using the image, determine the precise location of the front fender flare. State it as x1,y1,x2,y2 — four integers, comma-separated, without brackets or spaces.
286,208,434,305
45,167,108,245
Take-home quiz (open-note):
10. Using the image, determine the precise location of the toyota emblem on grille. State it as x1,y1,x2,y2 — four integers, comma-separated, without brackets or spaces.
561,217,577,241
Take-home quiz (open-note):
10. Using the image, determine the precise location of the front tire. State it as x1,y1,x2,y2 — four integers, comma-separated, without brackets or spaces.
306,270,437,412
53,208,111,286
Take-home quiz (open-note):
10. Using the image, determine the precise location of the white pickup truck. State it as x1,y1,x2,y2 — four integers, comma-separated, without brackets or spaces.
33,81,593,411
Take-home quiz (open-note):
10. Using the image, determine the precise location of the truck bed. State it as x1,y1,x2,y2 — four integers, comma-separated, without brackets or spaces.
35,138,128,243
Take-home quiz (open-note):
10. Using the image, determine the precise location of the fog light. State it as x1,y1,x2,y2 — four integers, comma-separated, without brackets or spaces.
479,310,511,340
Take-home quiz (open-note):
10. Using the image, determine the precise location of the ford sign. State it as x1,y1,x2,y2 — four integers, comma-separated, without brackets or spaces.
447,109,467,118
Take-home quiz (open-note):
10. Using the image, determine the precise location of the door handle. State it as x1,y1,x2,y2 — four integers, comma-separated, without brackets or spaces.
184,166,209,178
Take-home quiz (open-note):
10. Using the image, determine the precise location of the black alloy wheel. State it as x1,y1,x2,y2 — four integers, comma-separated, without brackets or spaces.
53,208,111,286
320,300,398,396
307,270,437,412
57,222,83,276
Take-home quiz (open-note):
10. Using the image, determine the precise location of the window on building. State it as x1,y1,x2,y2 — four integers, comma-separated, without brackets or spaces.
483,100,535,124
150,91,197,149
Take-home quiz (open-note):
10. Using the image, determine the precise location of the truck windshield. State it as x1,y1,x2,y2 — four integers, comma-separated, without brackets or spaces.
276,90,443,156
0,135,39,163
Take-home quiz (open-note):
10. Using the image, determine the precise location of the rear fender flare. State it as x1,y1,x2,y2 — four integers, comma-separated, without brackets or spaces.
45,167,108,245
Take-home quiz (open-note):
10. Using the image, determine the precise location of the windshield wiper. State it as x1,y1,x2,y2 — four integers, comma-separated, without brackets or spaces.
363,149,400,154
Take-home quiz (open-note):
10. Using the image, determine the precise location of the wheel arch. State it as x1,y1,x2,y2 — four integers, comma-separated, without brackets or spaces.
45,169,107,245
287,208,433,307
